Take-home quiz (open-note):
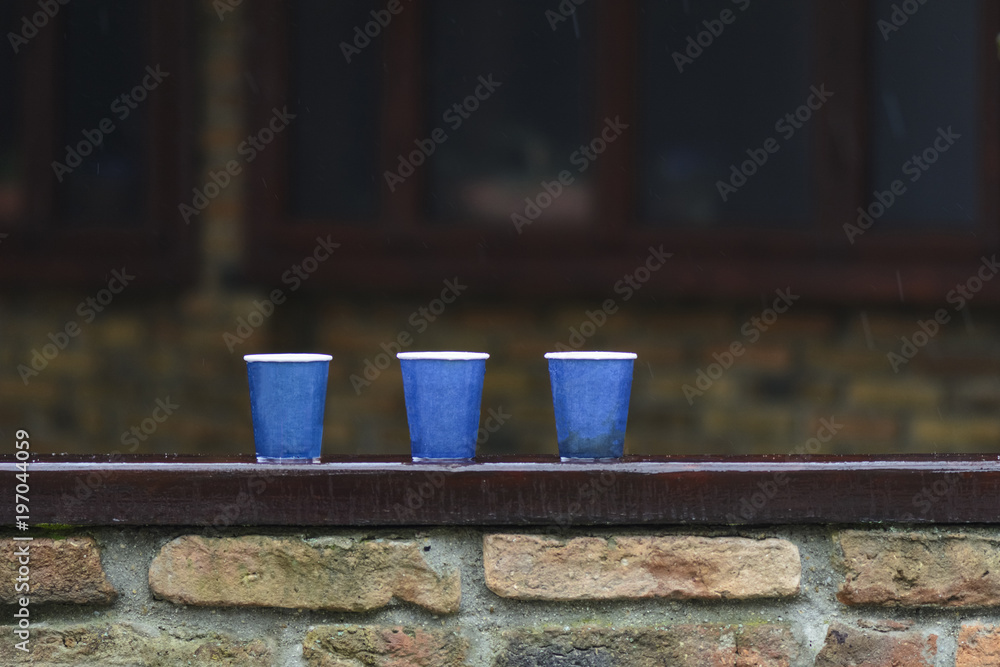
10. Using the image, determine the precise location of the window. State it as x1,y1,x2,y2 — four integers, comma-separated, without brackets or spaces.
246,0,1000,302
0,0,195,287
288,0,382,221
867,0,979,229
640,1,812,227
0,1,23,226
424,0,595,228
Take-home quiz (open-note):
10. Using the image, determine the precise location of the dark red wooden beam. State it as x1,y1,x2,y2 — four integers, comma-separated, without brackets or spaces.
3,455,999,527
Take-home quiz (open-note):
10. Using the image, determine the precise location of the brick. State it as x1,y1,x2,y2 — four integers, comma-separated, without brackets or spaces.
911,417,1000,449
0,378,58,401
837,531,1000,607
847,378,942,409
701,344,791,371
484,534,799,601
0,623,271,666
645,370,731,401
806,413,897,443
667,375,740,404
814,622,936,667
630,341,685,364
452,308,510,329
483,370,530,393
304,626,469,667
736,345,793,371
149,535,460,613
797,376,841,403
762,311,837,336
632,403,699,432
958,624,1000,667
504,337,568,360
97,318,143,347
805,345,888,374
848,312,918,341
746,375,800,402
954,377,1000,411
0,537,116,605
914,350,1000,375
736,624,801,666
702,407,795,442
495,624,798,667
49,351,94,376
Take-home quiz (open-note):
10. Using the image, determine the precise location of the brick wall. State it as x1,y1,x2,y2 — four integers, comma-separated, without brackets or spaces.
7,526,1000,665
3,0,1000,458
7,286,1000,458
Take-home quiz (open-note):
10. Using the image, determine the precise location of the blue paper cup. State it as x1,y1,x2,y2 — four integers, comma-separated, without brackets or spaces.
545,351,636,459
244,353,332,463
397,351,489,460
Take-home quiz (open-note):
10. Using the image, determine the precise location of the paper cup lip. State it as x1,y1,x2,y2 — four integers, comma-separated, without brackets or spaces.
244,353,332,363
397,351,490,361
544,351,637,360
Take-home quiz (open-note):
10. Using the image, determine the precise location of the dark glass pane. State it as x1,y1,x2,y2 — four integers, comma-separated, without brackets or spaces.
56,0,149,228
289,0,381,221
868,0,978,229
0,0,24,225
427,0,593,226
639,0,811,228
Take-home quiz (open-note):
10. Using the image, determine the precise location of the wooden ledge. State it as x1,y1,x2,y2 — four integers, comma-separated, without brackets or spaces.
3,454,999,526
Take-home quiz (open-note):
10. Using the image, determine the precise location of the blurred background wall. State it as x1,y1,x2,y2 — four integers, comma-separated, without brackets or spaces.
2,0,999,457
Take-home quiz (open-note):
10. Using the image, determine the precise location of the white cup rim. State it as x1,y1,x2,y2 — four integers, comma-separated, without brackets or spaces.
544,351,637,360
397,351,490,360
244,353,332,362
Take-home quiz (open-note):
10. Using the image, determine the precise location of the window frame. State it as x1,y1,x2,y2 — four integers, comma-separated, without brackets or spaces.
245,0,1000,304
0,0,197,289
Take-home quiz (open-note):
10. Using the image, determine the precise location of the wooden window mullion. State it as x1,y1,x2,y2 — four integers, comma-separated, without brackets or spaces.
594,0,636,241
812,0,868,237
379,0,424,233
